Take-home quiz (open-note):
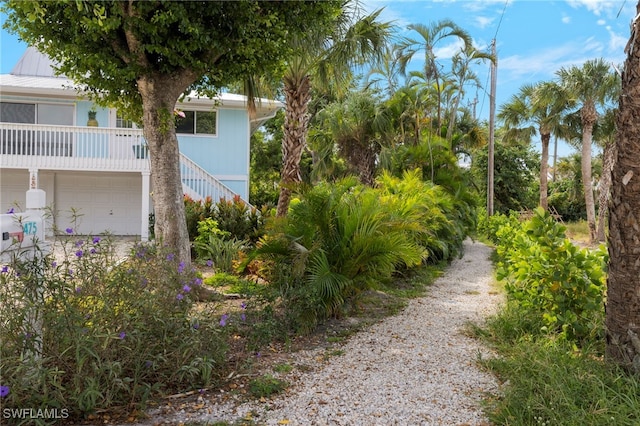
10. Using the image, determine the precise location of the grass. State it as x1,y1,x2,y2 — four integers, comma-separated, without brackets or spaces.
474,303,640,426
564,220,591,244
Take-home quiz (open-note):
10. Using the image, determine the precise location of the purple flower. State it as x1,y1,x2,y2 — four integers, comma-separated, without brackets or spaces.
220,314,229,327
118,331,126,339
206,259,213,267
90,248,97,254
0,385,9,398
193,277,203,286
178,262,185,274
166,253,175,261
193,322,200,330
75,250,83,258
75,287,82,293
182,284,191,293
145,360,153,368
65,228,73,234
6,208,14,214
176,293,184,301
240,302,247,310
241,313,246,322
92,236,101,244
67,269,74,276
75,240,84,247
51,261,57,268
1,266,8,273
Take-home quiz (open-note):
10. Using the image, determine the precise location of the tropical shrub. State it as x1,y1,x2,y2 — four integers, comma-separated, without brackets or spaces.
245,175,472,332
0,235,228,422
493,208,607,342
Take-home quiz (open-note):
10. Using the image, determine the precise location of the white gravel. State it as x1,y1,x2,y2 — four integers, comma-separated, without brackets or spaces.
144,238,504,426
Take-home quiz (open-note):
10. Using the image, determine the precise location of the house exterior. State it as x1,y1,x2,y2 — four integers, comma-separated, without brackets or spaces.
0,47,283,239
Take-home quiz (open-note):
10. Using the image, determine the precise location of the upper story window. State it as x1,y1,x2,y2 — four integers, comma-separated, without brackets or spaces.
116,114,136,129
175,110,217,136
0,102,73,125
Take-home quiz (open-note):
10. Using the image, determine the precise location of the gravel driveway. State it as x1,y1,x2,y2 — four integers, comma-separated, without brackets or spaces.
136,238,503,426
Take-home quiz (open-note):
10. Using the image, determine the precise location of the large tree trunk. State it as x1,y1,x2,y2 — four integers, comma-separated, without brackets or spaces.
276,75,311,217
138,74,195,267
539,132,550,210
606,3,640,373
581,106,598,243
596,140,615,242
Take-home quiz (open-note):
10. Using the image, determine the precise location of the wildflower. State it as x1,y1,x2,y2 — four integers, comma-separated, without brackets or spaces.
6,208,14,214
75,250,83,258
193,322,200,330
256,352,261,358
178,261,185,274
65,227,73,234
166,253,175,261
90,248,97,254
182,284,191,293
52,261,57,268
206,259,213,267
75,287,82,293
75,240,84,247
220,314,229,327
241,313,246,322
240,302,247,310
0,385,9,398
145,360,152,368
118,331,126,339
176,293,184,301
193,277,203,286
92,236,101,244
68,269,74,276
1,266,8,273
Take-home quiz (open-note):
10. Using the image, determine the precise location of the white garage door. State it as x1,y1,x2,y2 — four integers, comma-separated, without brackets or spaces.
55,172,141,235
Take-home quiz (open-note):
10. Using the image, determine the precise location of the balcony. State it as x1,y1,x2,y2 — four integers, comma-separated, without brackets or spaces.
0,122,246,205
0,123,150,172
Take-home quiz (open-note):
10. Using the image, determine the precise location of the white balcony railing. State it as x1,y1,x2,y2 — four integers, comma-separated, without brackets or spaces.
1,123,149,172
0,123,245,204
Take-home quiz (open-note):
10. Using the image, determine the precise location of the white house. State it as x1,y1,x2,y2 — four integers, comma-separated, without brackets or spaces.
0,47,283,239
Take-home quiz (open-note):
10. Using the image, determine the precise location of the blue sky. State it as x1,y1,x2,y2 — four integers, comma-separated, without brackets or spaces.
363,0,635,156
1,0,635,157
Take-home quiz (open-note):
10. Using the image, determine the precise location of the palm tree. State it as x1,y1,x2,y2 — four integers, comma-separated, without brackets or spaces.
396,20,472,131
606,1,640,372
445,44,494,142
594,108,618,242
557,59,618,242
498,81,568,210
275,3,392,217
314,90,391,185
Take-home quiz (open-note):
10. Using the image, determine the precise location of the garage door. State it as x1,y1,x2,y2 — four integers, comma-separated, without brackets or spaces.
55,172,141,235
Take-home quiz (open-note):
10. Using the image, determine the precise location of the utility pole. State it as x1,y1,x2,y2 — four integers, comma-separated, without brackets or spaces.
487,39,497,216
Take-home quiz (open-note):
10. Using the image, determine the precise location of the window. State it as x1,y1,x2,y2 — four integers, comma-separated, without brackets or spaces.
175,110,217,135
0,102,73,125
116,114,135,129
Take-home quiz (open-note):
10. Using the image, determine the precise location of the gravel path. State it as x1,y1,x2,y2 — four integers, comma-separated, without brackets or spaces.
148,238,503,426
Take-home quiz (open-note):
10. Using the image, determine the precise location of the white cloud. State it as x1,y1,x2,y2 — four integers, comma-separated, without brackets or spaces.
475,16,494,29
566,0,626,18
562,15,572,24
607,27,629,54
597,19,606,25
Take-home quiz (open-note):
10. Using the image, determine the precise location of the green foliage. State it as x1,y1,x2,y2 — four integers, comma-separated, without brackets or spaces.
250,123,283,208
492,208,607,342
2,1,343,120
184,196,266,247
246,173,470,333
471,142,539,213
0,236,228,421
193,220,244,273
479,312,640,426
248,374,288,398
